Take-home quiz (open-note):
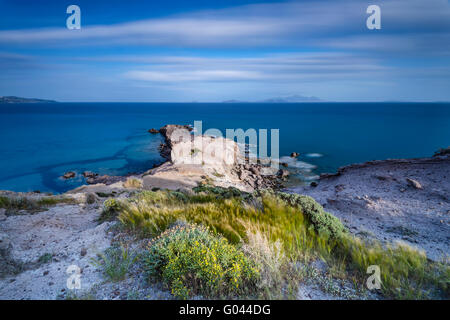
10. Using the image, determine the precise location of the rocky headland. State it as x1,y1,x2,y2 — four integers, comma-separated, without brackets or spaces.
74,124,285,192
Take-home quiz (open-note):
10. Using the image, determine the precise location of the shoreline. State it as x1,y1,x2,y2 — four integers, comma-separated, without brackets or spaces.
0,126,448,299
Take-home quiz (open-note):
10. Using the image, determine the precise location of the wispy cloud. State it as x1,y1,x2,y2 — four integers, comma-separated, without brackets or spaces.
120,52,389,83
0,0,448,55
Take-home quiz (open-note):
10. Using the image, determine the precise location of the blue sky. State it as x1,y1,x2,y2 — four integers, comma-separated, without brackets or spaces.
0,0,449,102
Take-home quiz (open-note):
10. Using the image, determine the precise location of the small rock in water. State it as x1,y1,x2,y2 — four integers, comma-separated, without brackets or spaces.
62,171,76,179
310,181,318,187
406,178,423,190
277,169,290,179
148,128,159,134
82,171,98,179
281,162,288,167
290,152,300,158
80,247,87,257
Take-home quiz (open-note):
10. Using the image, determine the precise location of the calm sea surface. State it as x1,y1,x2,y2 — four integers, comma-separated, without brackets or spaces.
1,103,449,193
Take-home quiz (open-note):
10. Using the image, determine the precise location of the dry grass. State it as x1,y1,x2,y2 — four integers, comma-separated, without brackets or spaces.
0,195,76,215
114,189,449,299
123,177,143,189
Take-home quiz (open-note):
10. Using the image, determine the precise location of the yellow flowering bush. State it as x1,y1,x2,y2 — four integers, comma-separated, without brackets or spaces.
143,223,259,299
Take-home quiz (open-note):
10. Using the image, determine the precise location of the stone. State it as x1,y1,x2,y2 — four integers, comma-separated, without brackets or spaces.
281,162,288,167
433,147,450,157
249,166,260,175
290,152,300,158
406,178,423,190
0,208,6,221
82,171,98,179
148,128,159,134
85,193,97,204
310,181,318,187
0,232,11,252
80,247,87,257
277,169,290,179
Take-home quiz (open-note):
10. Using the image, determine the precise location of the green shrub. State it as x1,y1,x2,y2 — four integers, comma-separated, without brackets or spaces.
143,223,259,299
192,185,249,199
276,192,346,239
98,198,123,222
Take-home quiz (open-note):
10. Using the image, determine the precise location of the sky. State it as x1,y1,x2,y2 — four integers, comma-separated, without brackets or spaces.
0,0,449,102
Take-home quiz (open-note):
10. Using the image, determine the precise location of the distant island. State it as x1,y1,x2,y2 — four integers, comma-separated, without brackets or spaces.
0,96,57,104
223,95,323,103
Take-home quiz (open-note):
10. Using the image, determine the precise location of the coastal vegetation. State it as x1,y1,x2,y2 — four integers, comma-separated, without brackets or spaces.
92,245,137,282
143,223,259,299
101,187,449,300
0,195,76,215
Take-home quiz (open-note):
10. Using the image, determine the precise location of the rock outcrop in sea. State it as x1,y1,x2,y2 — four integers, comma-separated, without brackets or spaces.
143,124,283,191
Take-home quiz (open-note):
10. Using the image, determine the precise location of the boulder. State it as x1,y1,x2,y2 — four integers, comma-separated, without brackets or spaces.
290,152,300,158
148,128,159,134
281,162,288,167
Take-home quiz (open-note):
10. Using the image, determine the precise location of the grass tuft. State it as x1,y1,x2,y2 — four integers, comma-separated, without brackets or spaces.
92,245,136,282
123,177,143,189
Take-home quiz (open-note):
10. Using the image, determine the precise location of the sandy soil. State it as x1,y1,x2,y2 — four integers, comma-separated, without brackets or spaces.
288,155,450,261
0,196,171,300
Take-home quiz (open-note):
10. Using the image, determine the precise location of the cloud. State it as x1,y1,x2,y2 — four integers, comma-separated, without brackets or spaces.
0,0,448,55
121,52,390,84
125,69,263,82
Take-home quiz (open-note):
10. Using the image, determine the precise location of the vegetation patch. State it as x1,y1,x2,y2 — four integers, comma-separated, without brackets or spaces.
98,198,123,222
143,223,259,299
192,185,249,200
0,196,76,215
275,192,347,239
92,245,136,282
115,189,449,299
38,253,53,264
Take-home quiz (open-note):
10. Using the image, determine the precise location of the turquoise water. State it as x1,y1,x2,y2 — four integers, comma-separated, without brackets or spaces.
0,103,449,193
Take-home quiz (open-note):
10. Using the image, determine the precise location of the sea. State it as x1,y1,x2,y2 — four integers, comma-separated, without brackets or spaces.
0,102,449,193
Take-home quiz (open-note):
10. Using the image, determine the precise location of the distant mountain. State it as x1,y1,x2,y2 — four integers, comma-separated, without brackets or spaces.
261,95,323,103
222,95,323,103
222,99,248,103
0,96,57,103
